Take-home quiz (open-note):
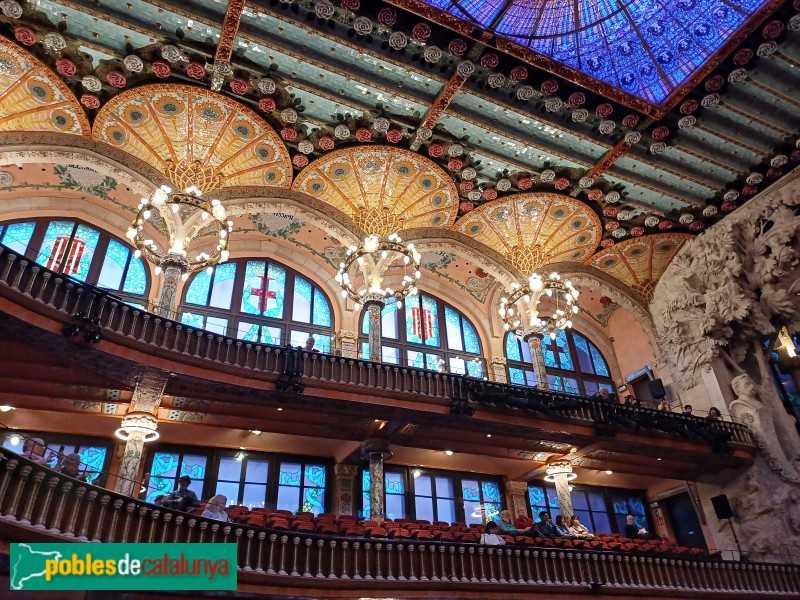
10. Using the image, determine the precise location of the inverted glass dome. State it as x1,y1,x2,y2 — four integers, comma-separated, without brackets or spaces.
420,0,769,104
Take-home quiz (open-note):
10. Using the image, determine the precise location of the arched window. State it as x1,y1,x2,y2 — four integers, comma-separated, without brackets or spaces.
0,218,149,302
360,293,484,376
505,329,613,395
179,258,334,351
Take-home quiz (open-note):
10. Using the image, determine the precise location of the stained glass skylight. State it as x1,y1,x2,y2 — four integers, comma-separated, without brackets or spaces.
419,0,769,104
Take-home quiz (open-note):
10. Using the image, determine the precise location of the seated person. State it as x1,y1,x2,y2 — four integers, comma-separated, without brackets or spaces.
157,475,200,512
569,515,594,539
479,521,506,546
57,453,87,481
513,507,533,530
524,511,557,538
497,510,521,535
623,514,656,540
623,394,641,407
554,514,574,537
201,494,229,521
22,438,50,465
707,407,722,420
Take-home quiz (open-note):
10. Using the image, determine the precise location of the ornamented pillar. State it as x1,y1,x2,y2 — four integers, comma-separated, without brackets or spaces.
336,330,359,358
363,294,385,363
114,371,168,497
524,331,548,389
505,480,529,518
489,357,507,383
362,439,391,521
155,253,188,318
545,461,576,518
333,464,358,517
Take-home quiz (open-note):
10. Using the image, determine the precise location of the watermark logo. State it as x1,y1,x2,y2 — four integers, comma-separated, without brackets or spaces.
10,543,237,591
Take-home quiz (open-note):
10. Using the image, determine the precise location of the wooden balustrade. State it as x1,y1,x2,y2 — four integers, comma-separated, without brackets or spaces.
0,449,796,596
0,244,756,448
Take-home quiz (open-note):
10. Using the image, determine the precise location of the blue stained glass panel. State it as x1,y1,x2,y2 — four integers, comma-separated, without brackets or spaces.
304,464,326,488
181,312,205,329
292,276,313,323
528,485,546,508
97,239,129,291
312,288,332,327
361,470,371,519
147,451,180,503
462,480,480,502
266,264,286,319
185,270,211,305
279,462,302,486
385,472,404,495
78,447,107,484
304,487,325,515
241,261,267,315
573,333,595,374
209,262,237,309
590,344,610,377
463,319,480,354
483,481,501,503
122,255,147,295
467,359,483,378
1,222,35,255
70,225,100,281
509,367,526,386
237,322,260,342
505,333,522,362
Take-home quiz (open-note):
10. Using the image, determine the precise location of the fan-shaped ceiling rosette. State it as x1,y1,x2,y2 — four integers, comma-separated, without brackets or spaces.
292,146,459,236
590,233,692,301
453,193,602,274
92,84,291,191
0,37,88,136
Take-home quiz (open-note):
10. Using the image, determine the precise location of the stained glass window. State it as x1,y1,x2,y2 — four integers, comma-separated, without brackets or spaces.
277,460,327,515
0,218,148,299
415,0,768,104
0,221,35,255
505,329,614,396
612,492,650,532
3,434,112,485
146,451,207,504
215,456,269,509
462,478,502,525
180,258,333,349
360,292,484,374
414,473,456,524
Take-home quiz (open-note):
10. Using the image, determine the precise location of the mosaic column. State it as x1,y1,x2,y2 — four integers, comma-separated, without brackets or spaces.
114,371,168,497
524,331,548,389
505,480,529,519
489,357,507,383
363,294,385,363
333,464,358,517
362,439,391,521
155,253,188,319
545,461,576,519
336,330,358,359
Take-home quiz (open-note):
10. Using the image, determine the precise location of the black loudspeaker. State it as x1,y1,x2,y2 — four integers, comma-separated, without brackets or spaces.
649,378,666,399
711,494,734,520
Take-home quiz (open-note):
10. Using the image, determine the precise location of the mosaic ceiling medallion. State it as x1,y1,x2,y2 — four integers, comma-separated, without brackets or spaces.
92,84,292,191
0,36,88,135
590,233,692,301
453,193,601,274
410,0,772,106
292,146,459,236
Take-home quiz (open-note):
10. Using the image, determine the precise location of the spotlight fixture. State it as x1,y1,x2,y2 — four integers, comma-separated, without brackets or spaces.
0,405,15,412
444,450,453,456
605,470,613,475
412,469,422,478
8,434,20,446
250,430,262,435
235,448,247,462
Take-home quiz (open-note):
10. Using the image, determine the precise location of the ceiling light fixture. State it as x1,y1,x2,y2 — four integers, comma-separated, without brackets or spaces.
0,405,15,412
499,271,579,341
605,470,613,475
250,430,262,435
444,450,453,456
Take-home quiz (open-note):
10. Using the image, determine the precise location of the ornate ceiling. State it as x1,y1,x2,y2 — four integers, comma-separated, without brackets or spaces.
93,84,291,191
0,0,797,306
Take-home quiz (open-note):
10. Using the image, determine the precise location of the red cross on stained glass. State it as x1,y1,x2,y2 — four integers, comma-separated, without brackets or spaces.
250,276,276,312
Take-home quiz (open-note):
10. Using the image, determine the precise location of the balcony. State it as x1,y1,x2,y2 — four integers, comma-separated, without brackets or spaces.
0,449,796,597
0,243,756,459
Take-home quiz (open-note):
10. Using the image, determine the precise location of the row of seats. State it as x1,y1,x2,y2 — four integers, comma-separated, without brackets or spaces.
185,507,710,558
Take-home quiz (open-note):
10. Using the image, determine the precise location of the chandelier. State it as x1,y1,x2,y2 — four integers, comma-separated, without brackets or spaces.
335,233,422,310
498,271,580,340
125,185,231,276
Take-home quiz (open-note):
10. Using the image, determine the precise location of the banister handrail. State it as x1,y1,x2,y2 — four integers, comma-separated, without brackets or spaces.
0,243,756,449
0,448,797,595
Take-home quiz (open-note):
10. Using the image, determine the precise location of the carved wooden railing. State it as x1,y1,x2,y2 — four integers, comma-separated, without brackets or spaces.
0,450,796,596
0,244,756,449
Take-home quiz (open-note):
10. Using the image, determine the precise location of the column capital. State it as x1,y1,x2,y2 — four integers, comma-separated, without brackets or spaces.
361,438,392,460
362,293,386,309
158,252,189,273
336,330,359,342
489,356,507,366
505,480,529,495
334,464,359,479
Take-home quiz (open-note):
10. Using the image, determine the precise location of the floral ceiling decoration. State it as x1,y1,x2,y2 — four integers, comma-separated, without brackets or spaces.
292,146,459,235
0,35,88,135
590,233,694,303
92,84,292,191
453,193,602,275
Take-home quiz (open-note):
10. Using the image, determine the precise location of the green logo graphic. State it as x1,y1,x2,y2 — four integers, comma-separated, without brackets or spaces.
10,543,237,591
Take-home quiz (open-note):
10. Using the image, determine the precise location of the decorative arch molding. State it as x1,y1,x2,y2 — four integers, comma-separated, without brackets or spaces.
0,135,169,194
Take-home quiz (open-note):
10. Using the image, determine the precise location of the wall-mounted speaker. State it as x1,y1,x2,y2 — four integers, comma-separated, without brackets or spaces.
711,494,734,520
649,378,666,399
